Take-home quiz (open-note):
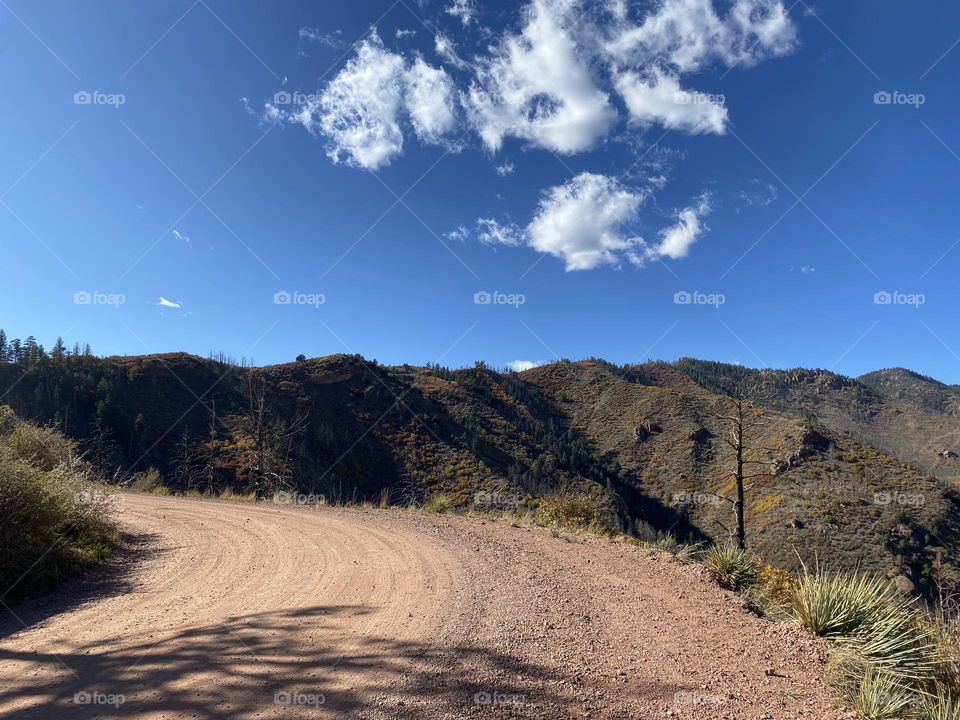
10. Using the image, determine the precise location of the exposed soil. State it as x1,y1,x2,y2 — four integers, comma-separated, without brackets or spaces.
0,494,848,718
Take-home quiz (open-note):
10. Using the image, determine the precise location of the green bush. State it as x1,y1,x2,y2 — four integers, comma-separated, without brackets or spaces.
129,467,167,494
534,492,617,534
853,668,915,720
789,568,937,681
0,407,117,604
702,544,760,591
423,493,452,513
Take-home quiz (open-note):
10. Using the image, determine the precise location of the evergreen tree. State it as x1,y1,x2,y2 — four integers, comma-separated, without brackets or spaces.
0,329,7,361
52,337,66,361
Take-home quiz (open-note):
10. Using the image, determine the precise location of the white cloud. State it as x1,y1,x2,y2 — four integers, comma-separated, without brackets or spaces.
405,57,458,144
434,32,468,69
275,0,796,172
737,178,778,210
395,28,417,39
614,68,728,135
299,27,344,49
302,34,408,169
605,0,796,73
476,217,523,246
446,0,476,26
650,193,712,260
172,229,191,246
445,225,470,242
506,360,545,371
526,173,645,271
273,33,458,170
158,297,182,309
467,0,617,154
495,161,515,176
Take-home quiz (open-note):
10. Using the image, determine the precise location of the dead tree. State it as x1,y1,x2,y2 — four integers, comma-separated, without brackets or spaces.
241,372,309,497
710,384,774,550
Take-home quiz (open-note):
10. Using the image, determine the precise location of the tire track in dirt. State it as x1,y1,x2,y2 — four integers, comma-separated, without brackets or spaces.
0,494,847,719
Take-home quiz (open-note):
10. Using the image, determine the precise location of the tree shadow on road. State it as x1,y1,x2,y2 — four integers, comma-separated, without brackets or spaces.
0,603,688,719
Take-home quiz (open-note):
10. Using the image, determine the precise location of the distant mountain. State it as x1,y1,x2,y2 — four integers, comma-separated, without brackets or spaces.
674,359,960,481
1,353,957,597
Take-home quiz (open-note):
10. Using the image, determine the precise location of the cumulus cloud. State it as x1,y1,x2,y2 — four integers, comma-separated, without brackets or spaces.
605,0,796,73
405,57,458,144
466,0,618,154
526,173,646,271
272,0,796,172
158,297,182,309
650,193,712,260
270,33,458,170
495,161,515,176
614,68,728,135
476,217,523,246
506,360,545,371
300,34,407,169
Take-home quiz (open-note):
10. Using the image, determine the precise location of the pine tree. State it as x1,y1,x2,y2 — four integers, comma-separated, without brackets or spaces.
52,337,66,361
0,329,7,361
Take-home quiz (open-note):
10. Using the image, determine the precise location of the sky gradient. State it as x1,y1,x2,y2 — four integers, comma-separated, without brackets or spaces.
2,1,960,380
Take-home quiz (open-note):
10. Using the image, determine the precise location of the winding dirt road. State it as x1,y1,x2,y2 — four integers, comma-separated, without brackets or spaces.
0,494,846,718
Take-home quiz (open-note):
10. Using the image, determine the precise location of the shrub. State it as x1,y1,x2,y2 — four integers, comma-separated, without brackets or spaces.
789,567,938,681
423,493,452,513
702,544,760,591
0,408,117,604
650,532,702,563
853,668,915,720
129,467,166,493
534,492,617,534
922,690,960,720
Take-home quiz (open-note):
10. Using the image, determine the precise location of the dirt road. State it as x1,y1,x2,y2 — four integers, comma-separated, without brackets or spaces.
0,494,845,718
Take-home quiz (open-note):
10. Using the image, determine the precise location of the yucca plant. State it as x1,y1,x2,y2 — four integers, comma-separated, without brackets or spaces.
922,689,960,720
790,566,939,682
652,532,703,563
702,544,760,590
790,568,899,636
853,668,916,720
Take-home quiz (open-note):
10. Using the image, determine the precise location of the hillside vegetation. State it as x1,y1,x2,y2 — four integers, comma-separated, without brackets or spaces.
0,405,117,604
0,335,957,600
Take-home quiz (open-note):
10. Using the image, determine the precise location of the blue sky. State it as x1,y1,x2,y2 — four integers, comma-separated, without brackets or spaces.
2,0,960,381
